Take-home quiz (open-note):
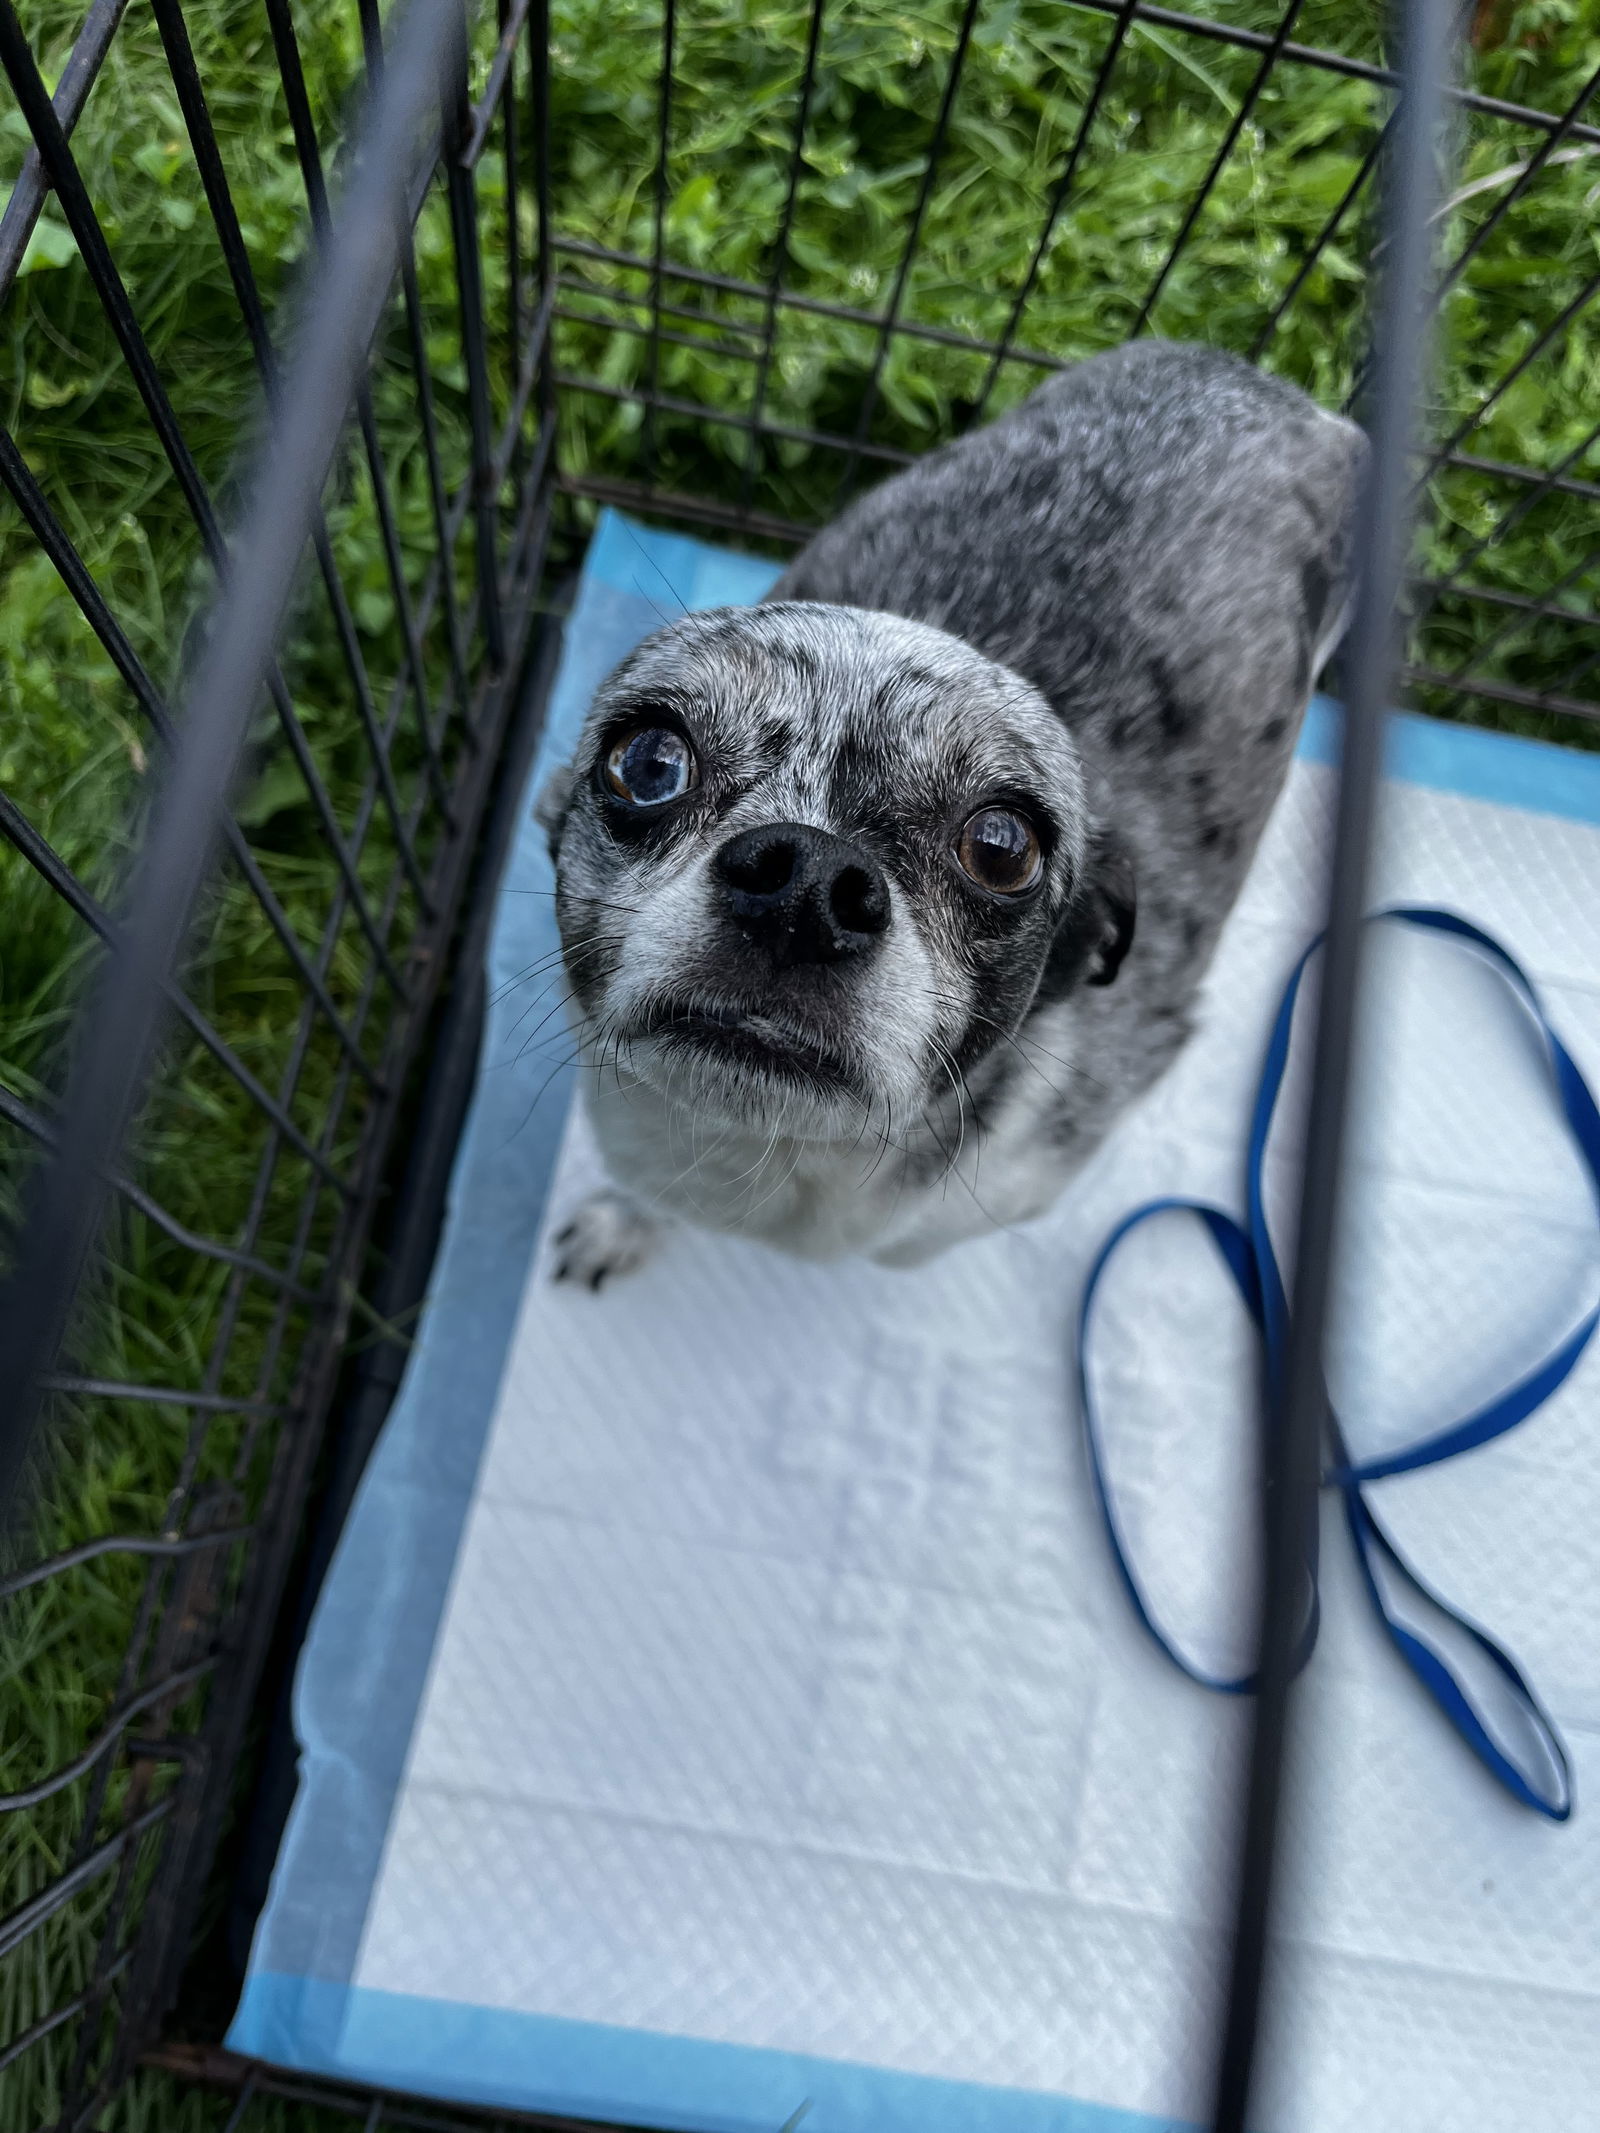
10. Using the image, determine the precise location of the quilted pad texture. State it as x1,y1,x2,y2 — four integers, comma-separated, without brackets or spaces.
231,514,1600,2133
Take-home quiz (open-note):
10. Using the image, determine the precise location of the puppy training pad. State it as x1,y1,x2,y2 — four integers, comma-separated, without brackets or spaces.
230,512,1600,2131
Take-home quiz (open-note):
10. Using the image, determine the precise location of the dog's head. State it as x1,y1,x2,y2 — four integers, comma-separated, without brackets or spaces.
539,602,1134,1141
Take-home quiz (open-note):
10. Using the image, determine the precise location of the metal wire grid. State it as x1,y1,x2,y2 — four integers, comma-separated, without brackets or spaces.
0,0,1585,2130
0,0,556,2121
545,0,1600,742
149,2044,642,2130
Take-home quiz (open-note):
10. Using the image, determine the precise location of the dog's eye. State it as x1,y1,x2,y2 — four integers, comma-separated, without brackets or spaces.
604,724,697,807
956,808,1042,895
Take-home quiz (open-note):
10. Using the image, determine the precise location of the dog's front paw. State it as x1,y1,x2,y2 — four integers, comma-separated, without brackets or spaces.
551,1191,660,1291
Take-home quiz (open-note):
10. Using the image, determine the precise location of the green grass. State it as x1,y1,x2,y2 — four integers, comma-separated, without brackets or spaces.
538,0,1600,731
1,0,1598,2125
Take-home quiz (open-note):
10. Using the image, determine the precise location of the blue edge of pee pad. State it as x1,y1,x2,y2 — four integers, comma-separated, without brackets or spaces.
227,509,1600,2133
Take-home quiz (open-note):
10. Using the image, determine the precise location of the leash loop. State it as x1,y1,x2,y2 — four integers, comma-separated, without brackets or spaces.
1079,908,1590,1820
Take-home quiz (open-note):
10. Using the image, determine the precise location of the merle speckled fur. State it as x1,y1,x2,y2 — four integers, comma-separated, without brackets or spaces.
540,341,1365,1277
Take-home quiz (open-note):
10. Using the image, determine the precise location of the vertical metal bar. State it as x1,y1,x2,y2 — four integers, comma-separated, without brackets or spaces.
0,0,460,1526
151,0,444,902
1207,5,1457,2129
1131,0,1308,337
738,0,827,515
445,3,508,667
529,0,557,450
642,0,678,488
971,0,1137,423
262,0,457,810
1249,112,1391,361
0,0,129,301
498,0,529,466
401,236,482,741
357,0,477,743
835,0,982,503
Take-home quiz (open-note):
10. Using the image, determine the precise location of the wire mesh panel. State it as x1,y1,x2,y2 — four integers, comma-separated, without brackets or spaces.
543,0,1600,744
0,2,1594,2131
0,0,556,2123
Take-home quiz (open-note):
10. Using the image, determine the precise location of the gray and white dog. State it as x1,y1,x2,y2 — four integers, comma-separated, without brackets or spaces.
537,341,1364,1283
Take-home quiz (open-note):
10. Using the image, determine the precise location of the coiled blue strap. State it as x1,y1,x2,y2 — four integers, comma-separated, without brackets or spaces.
1078,907,1595,1820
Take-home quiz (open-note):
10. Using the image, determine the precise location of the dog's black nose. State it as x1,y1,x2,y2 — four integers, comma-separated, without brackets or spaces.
714,823,890,966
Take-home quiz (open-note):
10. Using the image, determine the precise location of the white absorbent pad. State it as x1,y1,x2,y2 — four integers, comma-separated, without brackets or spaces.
230,511,1600,2132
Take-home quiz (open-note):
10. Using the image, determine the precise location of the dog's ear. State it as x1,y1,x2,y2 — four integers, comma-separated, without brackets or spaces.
534,764,576,862
1044,826,1137,995
1083,826,1136,986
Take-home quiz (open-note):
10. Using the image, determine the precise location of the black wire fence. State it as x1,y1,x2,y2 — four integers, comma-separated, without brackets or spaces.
0,1,1591,2129
0,0,557,2122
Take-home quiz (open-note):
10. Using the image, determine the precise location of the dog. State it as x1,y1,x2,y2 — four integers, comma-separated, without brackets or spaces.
536,340,1365,1284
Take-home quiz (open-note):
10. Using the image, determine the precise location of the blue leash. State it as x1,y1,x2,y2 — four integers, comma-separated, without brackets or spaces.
1078,907,1600,1821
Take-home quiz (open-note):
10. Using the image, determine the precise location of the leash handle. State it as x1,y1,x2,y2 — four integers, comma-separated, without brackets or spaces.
1077,1201,1318,1695
1079,908,1591,1819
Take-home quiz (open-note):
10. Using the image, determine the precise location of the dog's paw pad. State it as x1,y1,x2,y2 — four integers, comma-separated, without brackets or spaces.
551,1192,658,1290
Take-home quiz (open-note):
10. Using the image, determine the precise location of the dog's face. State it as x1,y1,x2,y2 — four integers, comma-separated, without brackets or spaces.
541,603,1134,1142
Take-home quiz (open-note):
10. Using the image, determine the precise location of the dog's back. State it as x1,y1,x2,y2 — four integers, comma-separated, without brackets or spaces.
774,341,1365,1008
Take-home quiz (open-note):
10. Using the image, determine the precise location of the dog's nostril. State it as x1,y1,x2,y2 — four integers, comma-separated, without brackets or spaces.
717,834,797,898
743,844,796,896
830,864,888,937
